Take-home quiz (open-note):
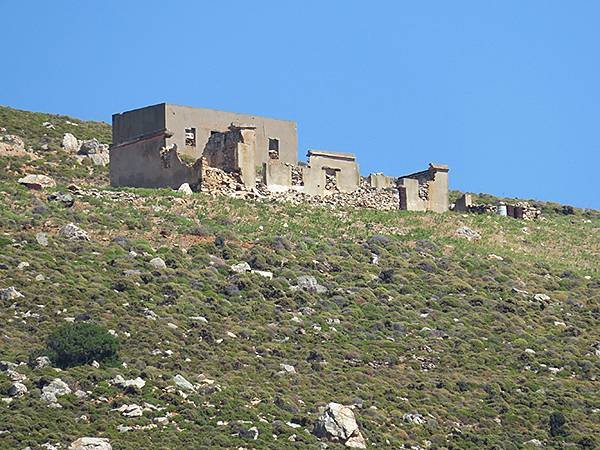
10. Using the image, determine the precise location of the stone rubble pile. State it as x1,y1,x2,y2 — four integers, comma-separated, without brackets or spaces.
462,201,541,220
62,133,109,166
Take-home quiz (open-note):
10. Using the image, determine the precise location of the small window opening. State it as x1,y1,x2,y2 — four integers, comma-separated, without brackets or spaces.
268,138,280,159
185,127,196,146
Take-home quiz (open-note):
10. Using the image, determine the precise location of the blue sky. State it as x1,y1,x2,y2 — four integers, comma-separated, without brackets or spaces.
2,1,599,208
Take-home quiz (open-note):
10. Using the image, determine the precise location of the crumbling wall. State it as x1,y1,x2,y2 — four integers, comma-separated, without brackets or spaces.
398,163,449,213
303,150,360,195
453,194,541,220
202,124,257,189
367,173,394,189
264,160,293,192
109,132,201,189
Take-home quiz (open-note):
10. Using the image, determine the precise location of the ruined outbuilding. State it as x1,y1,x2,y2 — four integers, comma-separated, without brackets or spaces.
109,103,450,213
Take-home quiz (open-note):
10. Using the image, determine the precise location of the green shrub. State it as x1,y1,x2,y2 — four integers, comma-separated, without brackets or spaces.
46,322,118,368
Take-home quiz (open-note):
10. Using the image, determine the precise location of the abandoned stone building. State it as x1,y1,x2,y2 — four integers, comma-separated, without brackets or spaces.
109,103,450,212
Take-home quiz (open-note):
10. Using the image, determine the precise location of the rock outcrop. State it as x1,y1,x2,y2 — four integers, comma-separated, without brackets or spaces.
314,402,366,448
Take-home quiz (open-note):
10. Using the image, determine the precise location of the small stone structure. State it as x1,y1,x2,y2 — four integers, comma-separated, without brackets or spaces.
453,193,541,220
397,164,449,213
110,103,450,213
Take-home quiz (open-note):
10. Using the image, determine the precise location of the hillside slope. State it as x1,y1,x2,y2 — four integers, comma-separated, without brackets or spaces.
0,107,599,449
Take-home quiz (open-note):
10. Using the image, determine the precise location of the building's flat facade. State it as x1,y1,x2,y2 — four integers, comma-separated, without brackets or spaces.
110,103,297,188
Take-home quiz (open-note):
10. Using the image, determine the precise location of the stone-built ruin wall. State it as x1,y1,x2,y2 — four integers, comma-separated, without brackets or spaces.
398,164,449,213
264,160,293,192
453,193,541,220
202,125,257,189
302,150,360,195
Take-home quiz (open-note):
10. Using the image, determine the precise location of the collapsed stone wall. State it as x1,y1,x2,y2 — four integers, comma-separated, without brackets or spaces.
454,194,541,220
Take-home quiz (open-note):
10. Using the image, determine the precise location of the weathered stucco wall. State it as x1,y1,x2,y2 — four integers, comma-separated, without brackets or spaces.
367,173,394,189
398,163,449,213
398,178,427,211
303,150,360,195
109,134,201,189
264,160,292,192
164,104,297,165
112,104,166,144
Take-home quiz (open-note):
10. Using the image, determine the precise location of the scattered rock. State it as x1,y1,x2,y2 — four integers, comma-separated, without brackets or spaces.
280,363,296,374
149,257,167,270
455,226,480,241
314,402,366,448
36,232,49,246
8,382,27,397
252,269,273,279
0,286,24,301
47,192,75,208
178,183,193,196
62,133,79,152
113,404,143,417
111,375,146,392
59,223,90,241
0,134,29,157
18,174,56,190
78,139,101,155
69,437,112,450
173,374,195,392
33,356,51,369
403,412,426,425
534,293,550,302
296,275,327,293
87,153,109,166
41,378,71,404
230,262,251,273
240,426,259,440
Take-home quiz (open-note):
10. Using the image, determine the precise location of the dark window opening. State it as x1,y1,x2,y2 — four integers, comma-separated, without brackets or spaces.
268,138,280,159
185,127,196,146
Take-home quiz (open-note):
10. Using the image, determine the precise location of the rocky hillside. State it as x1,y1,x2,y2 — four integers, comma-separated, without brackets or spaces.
0,106,599,449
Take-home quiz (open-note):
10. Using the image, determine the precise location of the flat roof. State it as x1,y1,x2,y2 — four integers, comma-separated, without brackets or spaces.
307,149,356,160
113,102,295,124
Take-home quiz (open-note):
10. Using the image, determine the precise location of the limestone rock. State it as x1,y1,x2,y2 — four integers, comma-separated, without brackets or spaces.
18,174,56,190
296,275,327,293
403,412,426,425
36,232,49,246
62,133,79,152
69,437,112,450
59,223,90,241
252,269,273,279
314,402,366,448
534,293,551,302
173,374,195,391
455,226,480,241
41,378,71,404
78,139,101,155
8,382,27,397
112,375,145,392
0,134,28,157
33,356,51,369
231,262,251,273
178,183,193,196
47,192,75,208
88,153,109,166
0,286,24,301
149,257,167,270
240,426,259,440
